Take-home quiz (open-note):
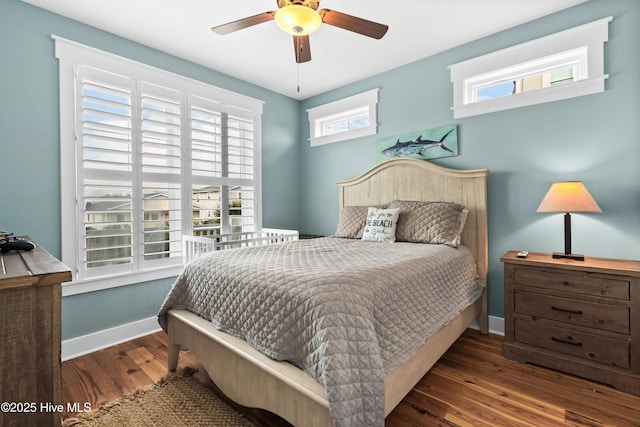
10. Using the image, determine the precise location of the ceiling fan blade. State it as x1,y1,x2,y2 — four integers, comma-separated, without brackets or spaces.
212,12,276,35
319,9,388,39
293,35,311,63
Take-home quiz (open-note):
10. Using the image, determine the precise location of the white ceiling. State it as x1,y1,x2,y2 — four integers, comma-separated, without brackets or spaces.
23,0,588,100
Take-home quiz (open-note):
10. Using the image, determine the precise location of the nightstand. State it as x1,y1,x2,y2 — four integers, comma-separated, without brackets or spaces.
501,251,640,396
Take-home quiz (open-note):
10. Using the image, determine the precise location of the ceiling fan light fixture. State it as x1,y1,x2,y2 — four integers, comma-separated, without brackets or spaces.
274,5,322,36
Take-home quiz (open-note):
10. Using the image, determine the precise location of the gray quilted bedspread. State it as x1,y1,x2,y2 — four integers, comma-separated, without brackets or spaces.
158,237,483,427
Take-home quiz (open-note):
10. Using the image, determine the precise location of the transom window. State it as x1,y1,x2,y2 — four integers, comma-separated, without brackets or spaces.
321,105,370,136
474,60,581,103
307,89,379,147
449,17,611,118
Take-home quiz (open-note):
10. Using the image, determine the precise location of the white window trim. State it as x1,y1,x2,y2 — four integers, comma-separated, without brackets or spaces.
54,35,264,296
307,88,379,147
449,16,612,119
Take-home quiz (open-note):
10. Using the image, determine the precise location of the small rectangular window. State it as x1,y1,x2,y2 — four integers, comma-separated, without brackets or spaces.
474,61,579,103
322,106,370,136
307,89,378,147
449,17,611,118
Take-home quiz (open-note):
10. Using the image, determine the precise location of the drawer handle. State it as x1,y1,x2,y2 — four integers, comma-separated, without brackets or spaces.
551,306,583,315
551,336,583,347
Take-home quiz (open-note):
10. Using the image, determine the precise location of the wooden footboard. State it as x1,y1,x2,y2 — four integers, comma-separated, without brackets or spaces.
166,291,485,426
167,309,333,427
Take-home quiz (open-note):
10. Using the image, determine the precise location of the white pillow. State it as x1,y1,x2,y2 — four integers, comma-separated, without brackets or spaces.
361,207,400,242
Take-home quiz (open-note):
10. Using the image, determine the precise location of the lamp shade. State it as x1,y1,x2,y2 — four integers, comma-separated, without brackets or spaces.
536,181,602,213
274,5,322,36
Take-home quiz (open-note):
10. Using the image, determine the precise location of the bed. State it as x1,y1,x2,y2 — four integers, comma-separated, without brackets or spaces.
158,157,489,427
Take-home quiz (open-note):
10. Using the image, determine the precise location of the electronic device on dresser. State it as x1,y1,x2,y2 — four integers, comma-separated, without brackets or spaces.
0,231,35,253
502,251,640,397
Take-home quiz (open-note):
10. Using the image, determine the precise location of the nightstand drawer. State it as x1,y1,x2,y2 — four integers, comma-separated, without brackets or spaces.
514,267,630,300
515,291,630,334
515,319,630,369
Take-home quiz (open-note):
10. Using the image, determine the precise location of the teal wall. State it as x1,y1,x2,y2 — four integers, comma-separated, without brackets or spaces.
0,0,300,340
299,0,640,318
1,0,638,339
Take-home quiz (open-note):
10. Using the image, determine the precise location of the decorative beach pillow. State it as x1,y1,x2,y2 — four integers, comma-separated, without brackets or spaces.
335,205,386,239
361,207,400,242
388,200,467,247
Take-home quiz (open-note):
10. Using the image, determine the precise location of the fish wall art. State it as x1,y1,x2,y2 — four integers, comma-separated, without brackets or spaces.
376,125,458,163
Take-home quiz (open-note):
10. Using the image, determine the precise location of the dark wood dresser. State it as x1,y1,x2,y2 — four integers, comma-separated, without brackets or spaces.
501,251,640,396
0,240,71,427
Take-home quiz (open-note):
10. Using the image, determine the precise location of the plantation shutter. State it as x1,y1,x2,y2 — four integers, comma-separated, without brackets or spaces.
78,66,134,279
226,108,257,234
76,70,258,279
77,68,185,279
139,82,183,267
190,96,223,237
189,98,257,237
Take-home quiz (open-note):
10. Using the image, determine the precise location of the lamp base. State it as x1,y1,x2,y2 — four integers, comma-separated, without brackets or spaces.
552,252,585,261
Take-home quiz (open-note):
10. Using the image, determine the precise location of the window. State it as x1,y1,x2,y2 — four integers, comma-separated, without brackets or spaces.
307,89,379,147
54,36,263,294
449,16,611,118
473,51,584,103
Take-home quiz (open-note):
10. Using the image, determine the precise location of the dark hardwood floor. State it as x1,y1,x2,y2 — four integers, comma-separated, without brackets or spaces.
61,329,640,426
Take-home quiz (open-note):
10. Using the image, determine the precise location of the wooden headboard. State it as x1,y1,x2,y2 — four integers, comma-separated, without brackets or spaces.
337,158,489,288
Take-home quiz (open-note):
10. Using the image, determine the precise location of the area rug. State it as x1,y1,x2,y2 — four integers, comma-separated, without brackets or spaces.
62,368,255,426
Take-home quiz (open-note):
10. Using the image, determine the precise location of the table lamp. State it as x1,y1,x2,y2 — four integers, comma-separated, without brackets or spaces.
536,181,602,261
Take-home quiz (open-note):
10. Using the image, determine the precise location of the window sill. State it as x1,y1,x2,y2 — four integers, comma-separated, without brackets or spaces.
62,265,184,296
452,76,607,119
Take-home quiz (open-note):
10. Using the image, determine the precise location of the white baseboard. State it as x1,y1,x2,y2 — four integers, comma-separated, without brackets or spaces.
62,316,161,361
489,315,505,335
469,315,505,336
61,314,505,362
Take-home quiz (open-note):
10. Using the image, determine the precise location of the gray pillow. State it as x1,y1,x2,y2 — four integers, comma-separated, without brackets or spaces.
335,205,386,239
387,200,467,247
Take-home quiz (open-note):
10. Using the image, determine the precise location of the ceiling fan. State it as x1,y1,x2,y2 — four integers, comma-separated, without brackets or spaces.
211,0,389,63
